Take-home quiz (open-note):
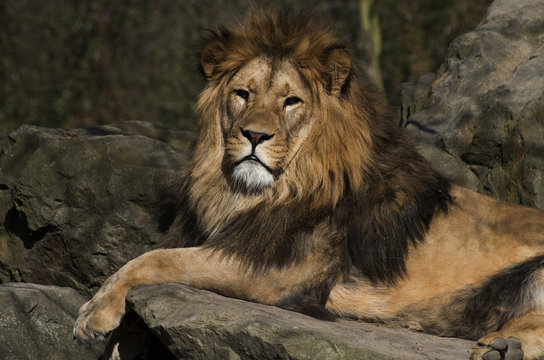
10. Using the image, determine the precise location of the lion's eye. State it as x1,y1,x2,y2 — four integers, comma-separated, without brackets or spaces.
284,96,302,107
234,89,250,101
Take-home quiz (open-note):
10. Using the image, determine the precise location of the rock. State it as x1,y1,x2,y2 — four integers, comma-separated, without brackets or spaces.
113,284,473,360
0,282,104,360
0,121,193,295
401,0,544,208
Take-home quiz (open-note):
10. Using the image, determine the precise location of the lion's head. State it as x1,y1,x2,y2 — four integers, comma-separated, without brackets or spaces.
190,9,376,207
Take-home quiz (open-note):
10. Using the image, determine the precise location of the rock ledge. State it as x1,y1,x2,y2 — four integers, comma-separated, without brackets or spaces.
117,284,474,360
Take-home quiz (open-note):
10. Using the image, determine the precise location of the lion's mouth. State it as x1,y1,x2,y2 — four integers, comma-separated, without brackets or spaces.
235,154,273,173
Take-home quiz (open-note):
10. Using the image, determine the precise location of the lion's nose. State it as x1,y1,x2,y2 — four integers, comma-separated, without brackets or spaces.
241,128,274,148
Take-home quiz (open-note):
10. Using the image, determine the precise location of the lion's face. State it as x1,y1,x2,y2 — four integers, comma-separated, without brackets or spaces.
221,58,314,192
196,14,354,200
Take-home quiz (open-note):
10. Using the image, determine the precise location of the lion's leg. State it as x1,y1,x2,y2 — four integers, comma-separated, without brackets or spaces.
470,312,544,360
74,247,327,342
469,264,544,360
74,248,193,343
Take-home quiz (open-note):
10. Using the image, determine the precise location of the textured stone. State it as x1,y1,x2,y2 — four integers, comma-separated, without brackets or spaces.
0,121,193,295
401,0,544,208
0,283,104,360
116,284,474,360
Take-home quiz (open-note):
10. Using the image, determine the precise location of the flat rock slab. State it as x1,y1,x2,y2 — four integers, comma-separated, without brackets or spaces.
0,283,104,360
126,284,473,360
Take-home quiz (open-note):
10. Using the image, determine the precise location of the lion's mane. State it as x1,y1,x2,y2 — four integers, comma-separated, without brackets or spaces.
162,8,451,287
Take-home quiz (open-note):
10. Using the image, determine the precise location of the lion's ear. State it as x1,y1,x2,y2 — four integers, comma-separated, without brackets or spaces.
200,38,225,80
324,48,351,96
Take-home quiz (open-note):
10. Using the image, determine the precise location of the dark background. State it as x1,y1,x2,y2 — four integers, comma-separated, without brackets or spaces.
0,0,491,132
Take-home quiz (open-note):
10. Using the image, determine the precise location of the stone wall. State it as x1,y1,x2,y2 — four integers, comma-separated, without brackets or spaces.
401,0,544,208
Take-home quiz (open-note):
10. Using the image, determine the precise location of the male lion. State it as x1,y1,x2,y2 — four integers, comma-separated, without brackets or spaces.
75,9,544,360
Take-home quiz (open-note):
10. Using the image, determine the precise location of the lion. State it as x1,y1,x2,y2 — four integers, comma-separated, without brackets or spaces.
74,9,544,360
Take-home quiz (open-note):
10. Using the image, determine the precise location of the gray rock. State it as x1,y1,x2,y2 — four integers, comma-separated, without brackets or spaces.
0,121,193,295
117,284,473,360
401,0,544,208
0,282,104,360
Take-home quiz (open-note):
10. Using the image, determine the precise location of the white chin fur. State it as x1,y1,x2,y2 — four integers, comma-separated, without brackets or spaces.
232,161,274,191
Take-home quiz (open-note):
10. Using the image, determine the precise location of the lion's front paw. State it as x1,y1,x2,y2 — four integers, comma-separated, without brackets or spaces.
471,337,523,360
73,297,125,344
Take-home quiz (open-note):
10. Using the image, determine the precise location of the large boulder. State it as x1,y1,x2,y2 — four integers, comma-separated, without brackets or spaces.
0,283,474,360
0,121,193,295
401,0,544,208
110,283,473,360
0,282,104,360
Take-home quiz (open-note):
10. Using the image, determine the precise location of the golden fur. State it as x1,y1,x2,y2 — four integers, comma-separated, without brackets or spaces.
75,9,544,359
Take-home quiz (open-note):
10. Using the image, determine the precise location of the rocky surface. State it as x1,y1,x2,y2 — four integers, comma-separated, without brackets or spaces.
401,0,544,208
0,121,193,295
115,284,474,360
0,282,104,360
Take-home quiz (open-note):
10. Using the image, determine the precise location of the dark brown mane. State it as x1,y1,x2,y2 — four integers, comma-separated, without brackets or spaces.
162,8,451,288
341,111,452,283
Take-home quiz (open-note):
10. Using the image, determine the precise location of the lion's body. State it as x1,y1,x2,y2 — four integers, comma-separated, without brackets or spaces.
329,186,544,336
75,9,544,359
